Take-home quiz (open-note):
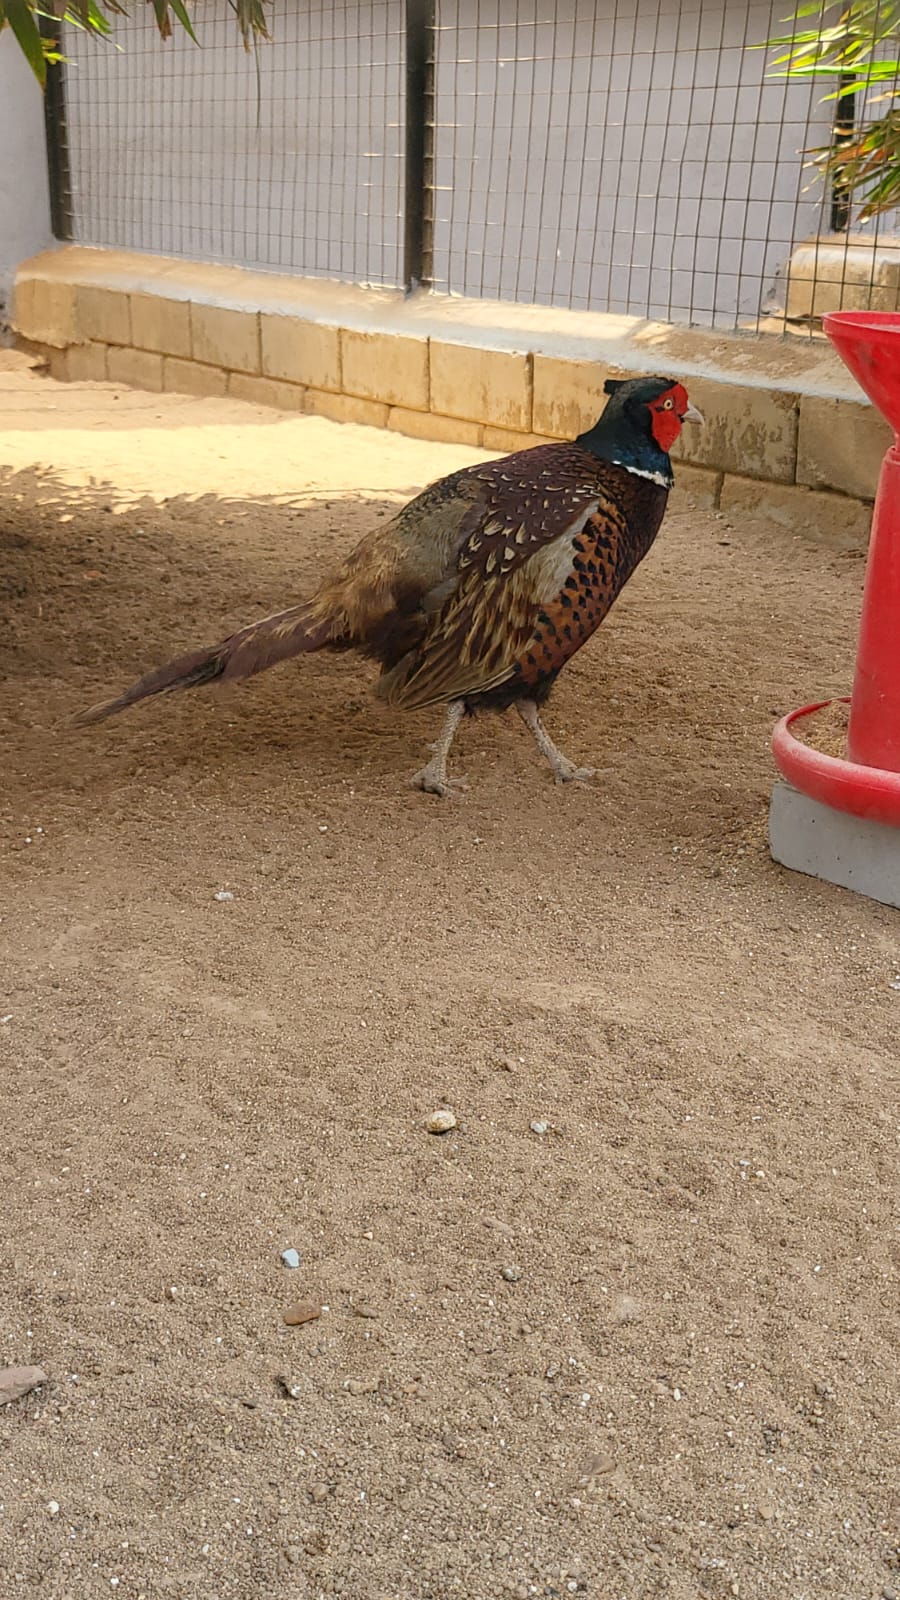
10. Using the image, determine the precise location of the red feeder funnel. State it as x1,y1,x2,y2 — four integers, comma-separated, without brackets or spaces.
770,311,900,903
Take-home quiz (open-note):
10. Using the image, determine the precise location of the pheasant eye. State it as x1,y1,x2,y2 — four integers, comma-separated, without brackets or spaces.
662,397,674,410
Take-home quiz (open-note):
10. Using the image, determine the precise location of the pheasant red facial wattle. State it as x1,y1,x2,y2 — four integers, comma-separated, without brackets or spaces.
649,382,692,453
74,372,703,796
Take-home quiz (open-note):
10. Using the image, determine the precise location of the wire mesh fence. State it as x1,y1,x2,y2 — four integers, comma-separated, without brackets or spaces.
434,0,835,325
53,0,900,332
62,0,406,286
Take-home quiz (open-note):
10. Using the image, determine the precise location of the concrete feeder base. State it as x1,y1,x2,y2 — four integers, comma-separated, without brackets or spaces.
769,780,900,908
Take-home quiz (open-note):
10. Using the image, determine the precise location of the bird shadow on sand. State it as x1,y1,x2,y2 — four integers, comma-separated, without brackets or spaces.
0,460,777,840
1,464,429,790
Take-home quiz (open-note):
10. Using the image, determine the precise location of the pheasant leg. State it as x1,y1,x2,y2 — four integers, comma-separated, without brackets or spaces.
410,700,467,796
515,698,596,784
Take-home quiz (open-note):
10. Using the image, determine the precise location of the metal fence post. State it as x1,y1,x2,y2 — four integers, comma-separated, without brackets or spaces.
829,71,856,234
404,0,435,293
39,17,74,241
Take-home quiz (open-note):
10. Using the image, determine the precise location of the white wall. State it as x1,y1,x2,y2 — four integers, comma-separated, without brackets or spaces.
0,31,53,332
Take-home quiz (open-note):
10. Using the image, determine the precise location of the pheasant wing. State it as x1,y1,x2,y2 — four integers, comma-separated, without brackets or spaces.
378,455,626,710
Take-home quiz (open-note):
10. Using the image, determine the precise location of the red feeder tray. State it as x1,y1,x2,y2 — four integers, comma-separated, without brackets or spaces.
771,312,900,840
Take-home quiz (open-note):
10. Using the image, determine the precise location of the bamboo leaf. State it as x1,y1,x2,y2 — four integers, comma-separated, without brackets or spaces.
228,0,270,50
760,0,900,219
149,0,172,42
62,0,93,27
7,0,270,85
168,0,198,45
5,0,47,83
86,0,114,32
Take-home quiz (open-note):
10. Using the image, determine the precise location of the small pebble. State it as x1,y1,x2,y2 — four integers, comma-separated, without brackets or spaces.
483,1216,514,1237
345,1377,380,1395
309,1483,331,1504
46,1501,59,1517
611,1292,640,1324
283,1301,322,1327
426,1109,457,1135
281,1249,301,1270
573,1451,616,1491
758,1501,775,1522
278,1377,302,1400
213,890,234,903
882,1588,897,1600
0,1366,48,1405
530,1120,549,1136
501,1265,522,1282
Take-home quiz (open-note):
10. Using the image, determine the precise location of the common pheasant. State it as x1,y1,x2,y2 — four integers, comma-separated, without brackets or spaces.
75,374,703,794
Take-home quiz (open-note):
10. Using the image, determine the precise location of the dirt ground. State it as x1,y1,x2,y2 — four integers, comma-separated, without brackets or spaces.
1,349,897,1600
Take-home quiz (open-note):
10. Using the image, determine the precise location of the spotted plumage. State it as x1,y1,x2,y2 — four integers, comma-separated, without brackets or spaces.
74,374,703,795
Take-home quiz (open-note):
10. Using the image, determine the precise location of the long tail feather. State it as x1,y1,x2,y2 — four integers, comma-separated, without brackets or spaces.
73,599,338,727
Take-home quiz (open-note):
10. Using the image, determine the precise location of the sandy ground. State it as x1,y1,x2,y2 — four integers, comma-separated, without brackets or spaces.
1,350,897,1600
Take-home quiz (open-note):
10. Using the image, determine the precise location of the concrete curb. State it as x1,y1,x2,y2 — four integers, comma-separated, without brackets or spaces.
11,245,889,531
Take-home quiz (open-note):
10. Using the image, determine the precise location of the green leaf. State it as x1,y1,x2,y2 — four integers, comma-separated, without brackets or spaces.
44,0,113,35
9,0,271,86
758,1,900,221
86,0,115,32
5,0,47,84
61,0,91,27
149,0,172,42
168,0,198,44
228,0,270,50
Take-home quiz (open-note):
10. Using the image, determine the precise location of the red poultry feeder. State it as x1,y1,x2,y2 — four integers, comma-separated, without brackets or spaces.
770,310,900,906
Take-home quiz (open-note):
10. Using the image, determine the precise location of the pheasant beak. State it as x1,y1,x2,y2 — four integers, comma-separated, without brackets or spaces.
683,402,704,426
